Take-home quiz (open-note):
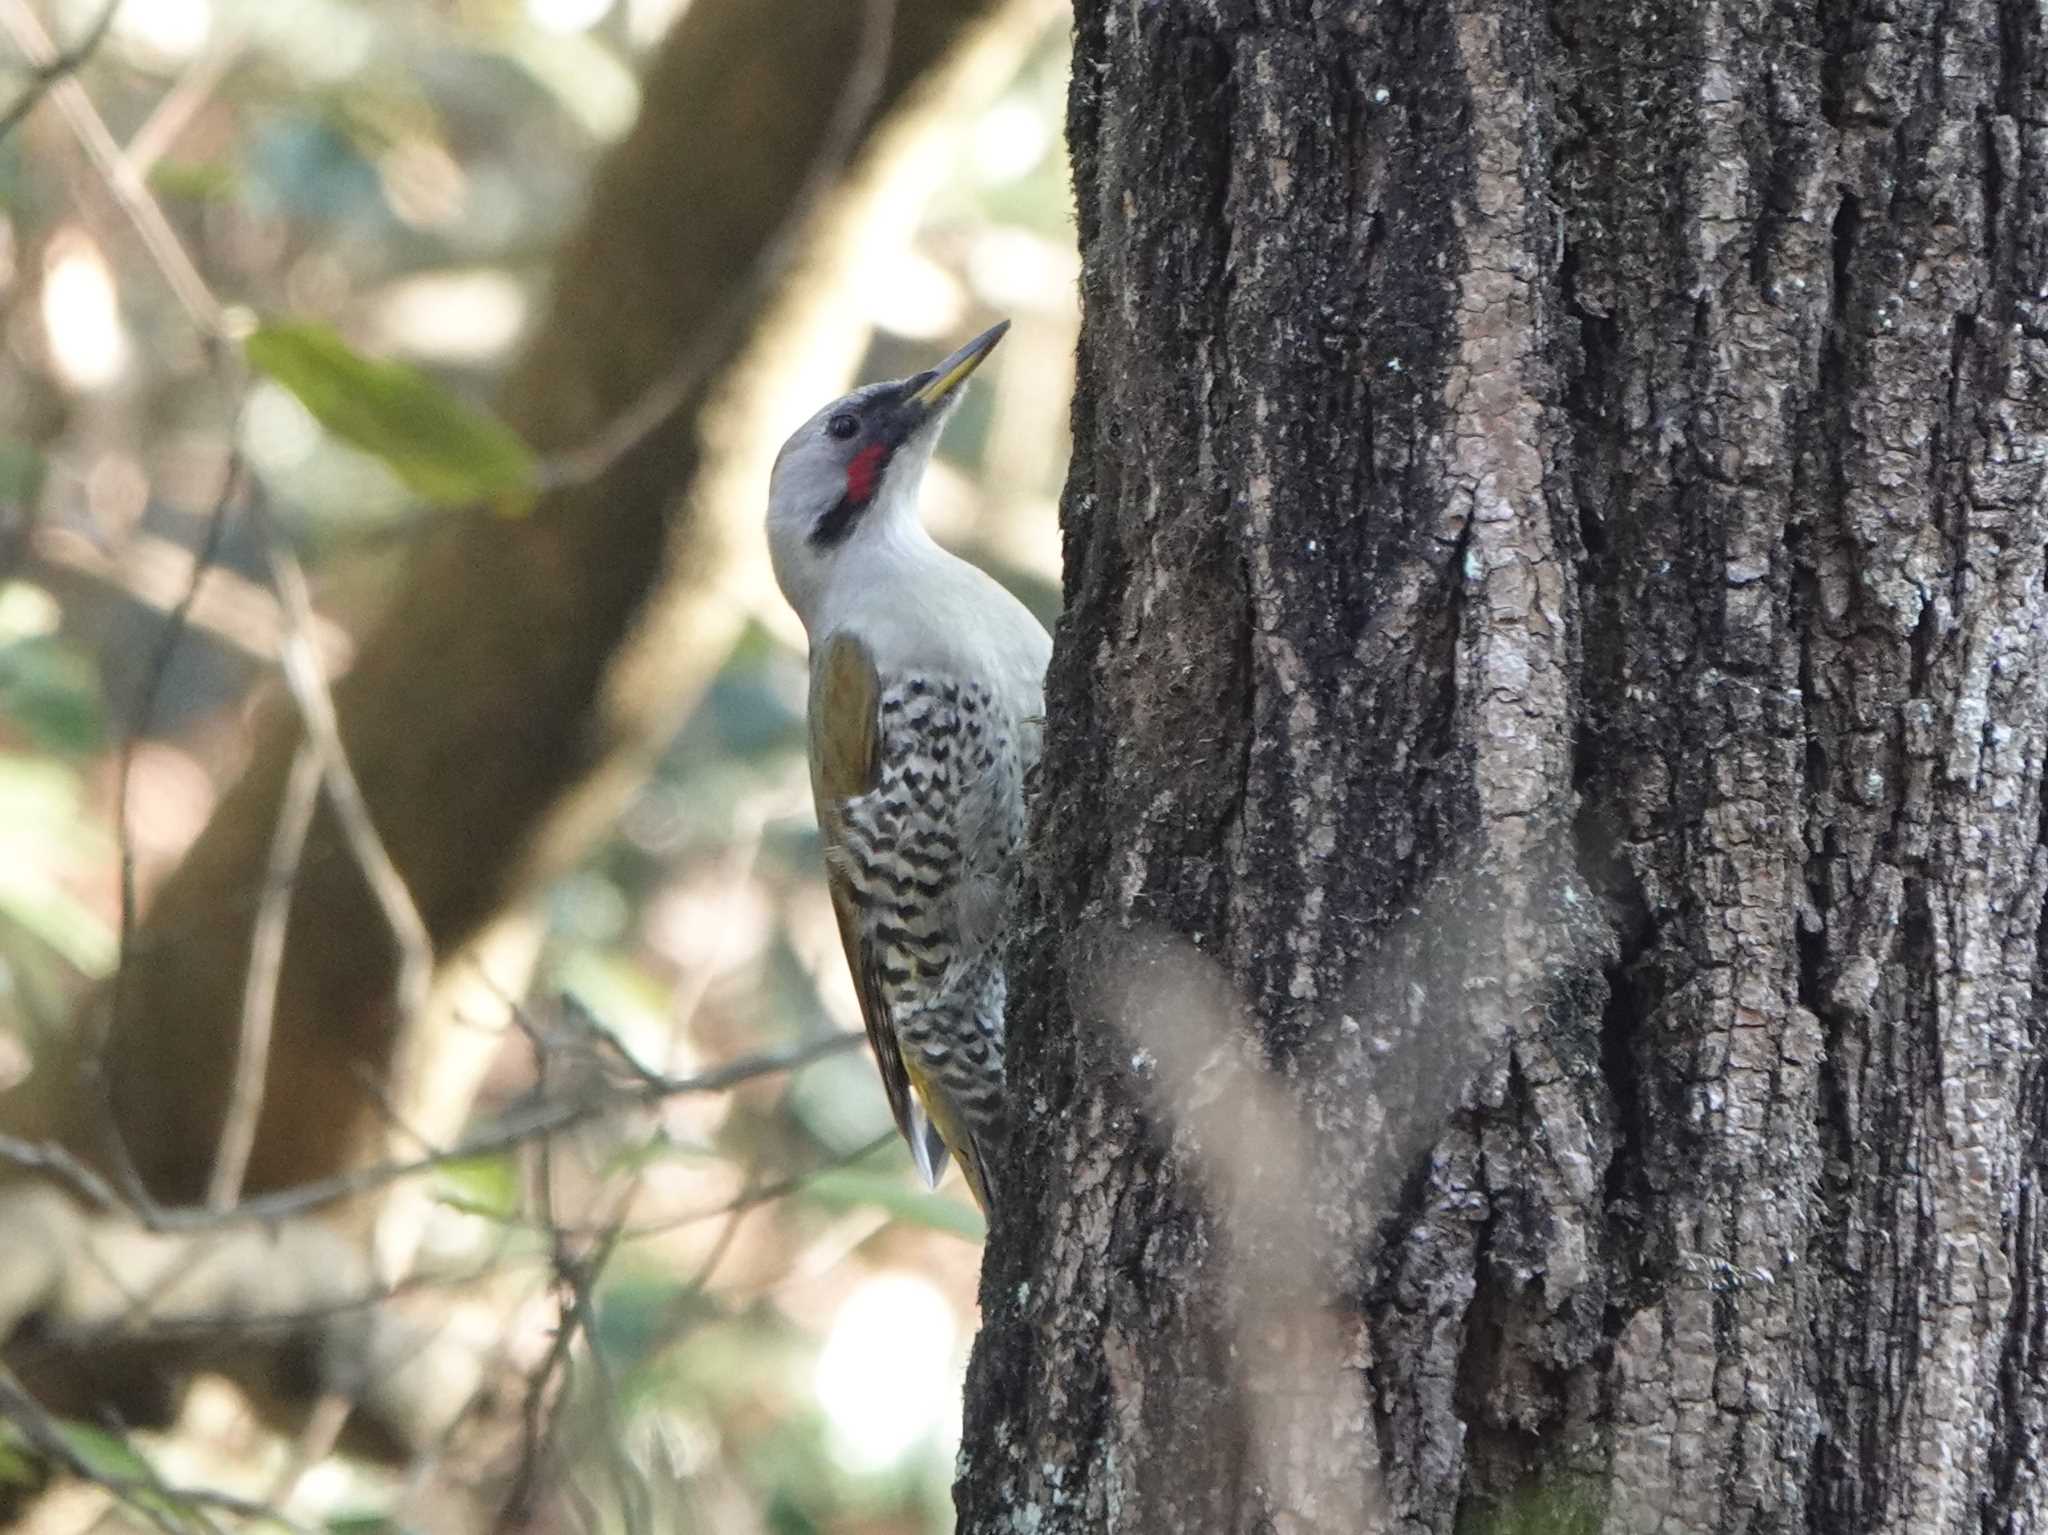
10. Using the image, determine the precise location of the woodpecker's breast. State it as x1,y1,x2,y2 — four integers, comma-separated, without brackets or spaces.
840,672,1029,971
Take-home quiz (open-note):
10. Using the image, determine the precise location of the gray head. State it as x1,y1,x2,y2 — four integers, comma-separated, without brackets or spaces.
767,321,1008,625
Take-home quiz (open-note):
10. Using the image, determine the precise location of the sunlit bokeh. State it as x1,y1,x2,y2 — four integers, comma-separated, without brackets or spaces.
527,0,615,33
369,269,529,363
971,97,1052,183
623,0,692,45
40,230,129,392
111,0,211,62
0,583,61,640
242,379,322,473
859,242,967,340
815,1272,961,1473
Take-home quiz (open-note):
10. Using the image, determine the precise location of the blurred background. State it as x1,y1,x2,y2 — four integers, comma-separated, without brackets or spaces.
0,0,1074,1529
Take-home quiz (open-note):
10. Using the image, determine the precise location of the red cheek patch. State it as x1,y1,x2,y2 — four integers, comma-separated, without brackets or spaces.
844,443,887,505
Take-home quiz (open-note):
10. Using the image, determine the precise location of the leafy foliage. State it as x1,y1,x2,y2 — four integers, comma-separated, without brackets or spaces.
245,321,537,509
0,634,105,755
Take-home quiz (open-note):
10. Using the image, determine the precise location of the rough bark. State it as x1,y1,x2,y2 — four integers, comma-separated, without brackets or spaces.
959,4,2048,1534
0,0,1039,1200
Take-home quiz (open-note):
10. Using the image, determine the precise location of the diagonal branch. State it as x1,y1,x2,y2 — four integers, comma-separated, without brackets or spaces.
0,0,118,142
256,499,434,1055
0,0,227,339
535,0,898,491
0,1364,307,1535
207,738,321,1211
0,1028,863,1228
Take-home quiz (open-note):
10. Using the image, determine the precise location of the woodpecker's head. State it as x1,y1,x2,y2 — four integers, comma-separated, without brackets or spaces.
767,320,1008,624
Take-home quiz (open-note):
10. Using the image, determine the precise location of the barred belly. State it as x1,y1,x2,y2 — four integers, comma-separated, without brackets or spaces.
832,672,1026,1144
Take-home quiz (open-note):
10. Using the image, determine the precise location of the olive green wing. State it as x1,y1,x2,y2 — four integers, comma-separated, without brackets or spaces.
808,631,951,1189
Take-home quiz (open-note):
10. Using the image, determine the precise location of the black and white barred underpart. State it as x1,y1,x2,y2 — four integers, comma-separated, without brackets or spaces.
831,673,1035,1158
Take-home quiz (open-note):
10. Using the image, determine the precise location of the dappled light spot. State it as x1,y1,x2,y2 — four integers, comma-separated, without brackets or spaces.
814,1271,958,1472
40,230,128,392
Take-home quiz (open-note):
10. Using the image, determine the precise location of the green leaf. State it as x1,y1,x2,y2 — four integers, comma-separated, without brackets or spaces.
0,755,113,976
0,907,93,1039
0,439,42,505
593,1273,714,1371
433,1150,521,1219
244,321,537,509
0,1424,44,1490
0,635,105,754
44,1421,223,1532
148,159,238,202
48,1420,155,1488
799,1168,986,1242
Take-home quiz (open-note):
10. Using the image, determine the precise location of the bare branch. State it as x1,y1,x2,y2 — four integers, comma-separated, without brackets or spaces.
255,495,434,1060
121,32,244,178
226,1030,857,1228
0,1364,308,1535
208,738,321,1211
27,524,354,672
534,0,898,489
600,1128,899,1246
8,1024,859,1244
0,0,118,142
0,1134,118,1210
498,1040,649,1535
0,0,227,339
96,449,245,1214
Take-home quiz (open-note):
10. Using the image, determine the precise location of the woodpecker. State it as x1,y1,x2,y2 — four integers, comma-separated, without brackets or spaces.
766,321,1049,1217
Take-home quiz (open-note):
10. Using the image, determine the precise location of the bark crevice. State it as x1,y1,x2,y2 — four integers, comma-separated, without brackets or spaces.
962,2,2048,1531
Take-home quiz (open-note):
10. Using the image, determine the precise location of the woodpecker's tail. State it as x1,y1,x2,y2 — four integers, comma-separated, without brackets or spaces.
906,1100,953,1192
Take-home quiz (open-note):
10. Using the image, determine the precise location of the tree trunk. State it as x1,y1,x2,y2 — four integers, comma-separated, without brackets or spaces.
959,4,2048,1534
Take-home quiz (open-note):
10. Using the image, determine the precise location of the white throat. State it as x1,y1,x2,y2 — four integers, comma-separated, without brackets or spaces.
772,459,937,637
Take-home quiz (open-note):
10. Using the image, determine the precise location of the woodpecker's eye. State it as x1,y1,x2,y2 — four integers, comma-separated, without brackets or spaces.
827,413,859,441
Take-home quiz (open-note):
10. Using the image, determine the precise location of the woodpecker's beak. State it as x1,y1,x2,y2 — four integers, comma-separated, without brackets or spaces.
905,320,1010,410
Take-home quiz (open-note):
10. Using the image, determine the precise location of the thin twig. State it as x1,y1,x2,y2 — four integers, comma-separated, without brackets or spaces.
254,493,434,1051
17,1255,509,1347
474,1129,905,1247
13,1126,896,1439
0,1134,118,1209
0,1365,307,1535
9,2,247,1214
609,1131,897,1244
264,1391,350,1511
4,1032,857,1237
552,1216,648,1535
0,0,227,338
121,33,243,178
492,1121,889,1530
497,1044,619,1535
97,448,244,1216
683,1193,752,1292
29,523,355,671
0,0,119,142
534,0,897,490
245,1031,852,1229
207,737,321,1211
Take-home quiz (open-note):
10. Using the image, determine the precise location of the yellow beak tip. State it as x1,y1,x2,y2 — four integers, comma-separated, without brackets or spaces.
911,319,1011,407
